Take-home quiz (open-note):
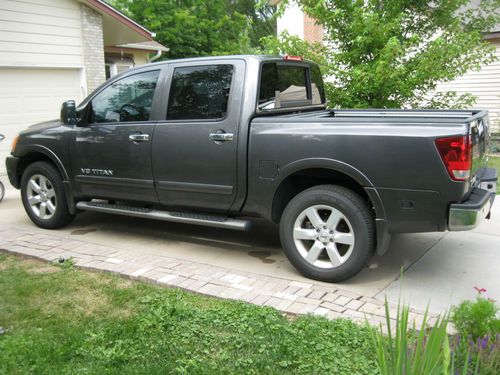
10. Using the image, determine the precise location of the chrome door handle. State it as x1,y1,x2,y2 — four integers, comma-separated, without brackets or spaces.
209,133,234,142
129,133,149,142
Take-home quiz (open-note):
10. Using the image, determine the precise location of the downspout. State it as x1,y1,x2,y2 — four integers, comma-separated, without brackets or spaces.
150,50,162,62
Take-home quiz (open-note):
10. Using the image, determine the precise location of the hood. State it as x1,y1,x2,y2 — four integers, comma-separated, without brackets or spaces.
22,119,62,134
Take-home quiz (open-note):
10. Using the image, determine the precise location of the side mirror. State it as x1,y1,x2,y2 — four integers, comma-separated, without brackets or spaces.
60,100,77,125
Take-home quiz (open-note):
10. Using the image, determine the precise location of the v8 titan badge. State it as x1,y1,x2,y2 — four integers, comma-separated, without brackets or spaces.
80,168,114,176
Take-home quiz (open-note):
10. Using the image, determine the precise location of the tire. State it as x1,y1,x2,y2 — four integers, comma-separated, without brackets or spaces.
0,181,4,202
279,185,375,282
21,161,74,229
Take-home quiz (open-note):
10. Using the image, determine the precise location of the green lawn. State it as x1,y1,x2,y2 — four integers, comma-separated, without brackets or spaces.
0,254,377,374
488,155,500,194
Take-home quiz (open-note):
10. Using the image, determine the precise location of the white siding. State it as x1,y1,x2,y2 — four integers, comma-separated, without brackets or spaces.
435,39,500,133
277,3,304,39
0,0,83,68
0,68,83,173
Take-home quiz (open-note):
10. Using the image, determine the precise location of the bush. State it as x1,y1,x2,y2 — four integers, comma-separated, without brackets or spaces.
371,290,500,375
450,288,500,375
451,288,500,341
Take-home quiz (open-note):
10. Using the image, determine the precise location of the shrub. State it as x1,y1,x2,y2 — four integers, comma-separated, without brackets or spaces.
450,288,500,374
451,287,500,341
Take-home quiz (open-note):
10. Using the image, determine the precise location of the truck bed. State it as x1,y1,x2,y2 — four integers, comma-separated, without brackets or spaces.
247,108,490,233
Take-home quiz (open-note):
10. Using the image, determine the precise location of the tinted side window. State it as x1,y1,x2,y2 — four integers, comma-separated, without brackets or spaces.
90,70,160,123
167,65,234,120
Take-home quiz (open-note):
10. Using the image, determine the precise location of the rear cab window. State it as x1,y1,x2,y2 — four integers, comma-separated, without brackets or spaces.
258,61,326,111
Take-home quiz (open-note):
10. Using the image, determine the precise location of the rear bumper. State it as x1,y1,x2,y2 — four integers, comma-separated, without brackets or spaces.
448,168,497,231
6,156,20,189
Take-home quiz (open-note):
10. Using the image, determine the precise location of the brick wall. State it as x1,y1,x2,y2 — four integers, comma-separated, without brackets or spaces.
303,13,323,44
80,4,106,94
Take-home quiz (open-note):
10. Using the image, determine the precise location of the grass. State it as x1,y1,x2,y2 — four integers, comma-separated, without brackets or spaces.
0,254,378,374
488,155,500,194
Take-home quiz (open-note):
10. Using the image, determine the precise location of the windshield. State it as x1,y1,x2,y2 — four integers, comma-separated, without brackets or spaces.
258,62,326,110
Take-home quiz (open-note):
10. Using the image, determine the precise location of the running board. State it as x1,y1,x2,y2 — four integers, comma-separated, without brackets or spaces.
76,201,251,231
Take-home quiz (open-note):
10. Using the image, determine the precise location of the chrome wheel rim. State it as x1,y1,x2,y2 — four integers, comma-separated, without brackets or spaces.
293,205,355,269
26,174,57,220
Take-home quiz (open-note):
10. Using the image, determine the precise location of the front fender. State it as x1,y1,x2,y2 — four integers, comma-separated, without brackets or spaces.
14,144,76,214
16,144,70,182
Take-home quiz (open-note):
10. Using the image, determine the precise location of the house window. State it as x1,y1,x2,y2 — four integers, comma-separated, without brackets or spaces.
105,53,135,80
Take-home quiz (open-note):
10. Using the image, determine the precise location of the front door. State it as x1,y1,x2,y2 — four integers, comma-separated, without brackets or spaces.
152,60,245,212
71,69,162,202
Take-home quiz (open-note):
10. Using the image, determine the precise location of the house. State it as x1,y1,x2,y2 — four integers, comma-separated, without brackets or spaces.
0,0,168,168
273,1,500,134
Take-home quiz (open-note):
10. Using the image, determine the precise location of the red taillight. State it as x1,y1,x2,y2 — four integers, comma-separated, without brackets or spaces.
435,135,472,181
283,54,303,61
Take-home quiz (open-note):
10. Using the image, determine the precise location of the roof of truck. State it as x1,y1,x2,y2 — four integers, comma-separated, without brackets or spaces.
147,54,310,67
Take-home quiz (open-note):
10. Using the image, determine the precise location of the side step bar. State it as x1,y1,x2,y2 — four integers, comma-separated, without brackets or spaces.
76,201,251,231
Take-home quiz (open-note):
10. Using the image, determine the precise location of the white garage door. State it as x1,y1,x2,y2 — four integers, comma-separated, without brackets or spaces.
0,68,83,172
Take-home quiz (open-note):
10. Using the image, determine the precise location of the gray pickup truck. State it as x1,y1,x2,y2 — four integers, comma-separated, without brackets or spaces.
6,55,498,282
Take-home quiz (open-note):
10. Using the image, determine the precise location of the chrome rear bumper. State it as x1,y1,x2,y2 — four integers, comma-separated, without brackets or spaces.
449,167,497,231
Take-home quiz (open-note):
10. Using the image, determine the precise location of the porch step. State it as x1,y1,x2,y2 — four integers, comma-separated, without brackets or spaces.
76,201,251,231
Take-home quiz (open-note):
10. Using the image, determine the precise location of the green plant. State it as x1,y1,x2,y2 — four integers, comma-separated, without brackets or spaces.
451,287,500,341
54,256,75,270
0,254,378,374
491,139,500,154
265,0,500,109
369,299,452,375
110,0,276,58
449,288,500,374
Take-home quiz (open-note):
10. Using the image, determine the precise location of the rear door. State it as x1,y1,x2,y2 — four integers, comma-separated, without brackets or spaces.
152,59,245,212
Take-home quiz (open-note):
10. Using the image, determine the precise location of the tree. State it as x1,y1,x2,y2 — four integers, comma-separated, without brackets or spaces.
111,0,254,58
233,0,277,48
262,0,500,109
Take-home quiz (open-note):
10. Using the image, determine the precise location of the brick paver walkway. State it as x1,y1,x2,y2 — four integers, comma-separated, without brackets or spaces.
0,225,434,328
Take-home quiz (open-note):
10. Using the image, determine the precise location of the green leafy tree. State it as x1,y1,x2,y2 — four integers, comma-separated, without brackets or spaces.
234,0,277,48
111,0,254,58
262,0,500,109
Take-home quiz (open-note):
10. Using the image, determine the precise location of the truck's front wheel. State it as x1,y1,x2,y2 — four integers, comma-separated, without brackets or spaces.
279,185,375,282
21,161,74,229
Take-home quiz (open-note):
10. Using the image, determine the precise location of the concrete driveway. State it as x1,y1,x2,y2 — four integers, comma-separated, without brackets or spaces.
1,181,498,314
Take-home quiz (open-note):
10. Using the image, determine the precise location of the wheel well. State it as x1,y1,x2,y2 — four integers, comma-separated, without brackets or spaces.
17,153,57,181
271,168,373,223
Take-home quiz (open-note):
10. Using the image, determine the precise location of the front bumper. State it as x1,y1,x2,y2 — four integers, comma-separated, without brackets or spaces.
449,168,497,231
6,156,21,189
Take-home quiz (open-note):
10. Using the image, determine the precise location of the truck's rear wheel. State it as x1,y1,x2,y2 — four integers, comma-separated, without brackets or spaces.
279,185,375,282
21,161,74,229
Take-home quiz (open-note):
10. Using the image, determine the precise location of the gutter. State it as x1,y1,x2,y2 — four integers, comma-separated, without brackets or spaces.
150,50,162,62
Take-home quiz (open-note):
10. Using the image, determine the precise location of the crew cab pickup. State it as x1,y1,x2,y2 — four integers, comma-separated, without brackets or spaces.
6,55,498,282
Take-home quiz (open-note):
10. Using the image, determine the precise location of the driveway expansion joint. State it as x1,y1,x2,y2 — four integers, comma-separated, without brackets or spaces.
0,225,434,329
